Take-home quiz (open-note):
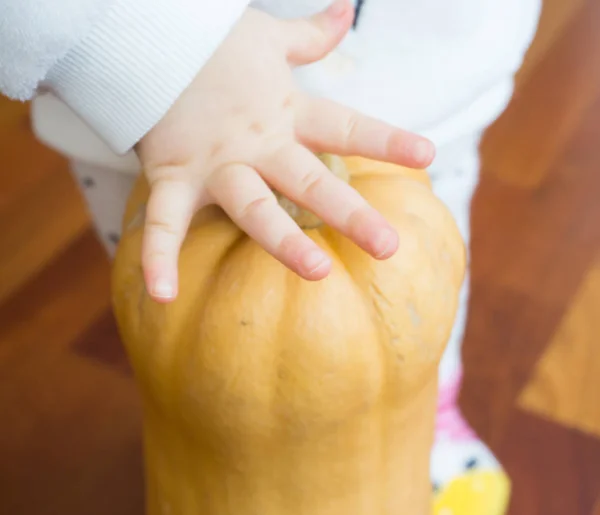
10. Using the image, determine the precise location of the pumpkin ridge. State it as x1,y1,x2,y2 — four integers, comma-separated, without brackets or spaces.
210,230,247,280
272,250,295,436
136,226,248,421
312,211,396,402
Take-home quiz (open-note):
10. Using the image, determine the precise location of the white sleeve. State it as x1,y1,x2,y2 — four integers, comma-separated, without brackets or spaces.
0,0,249,154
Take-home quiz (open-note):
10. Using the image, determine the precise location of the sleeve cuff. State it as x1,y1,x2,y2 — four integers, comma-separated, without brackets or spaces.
43,0,249,155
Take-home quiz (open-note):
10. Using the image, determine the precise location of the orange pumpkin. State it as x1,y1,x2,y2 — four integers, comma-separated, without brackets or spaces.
112,155,465,515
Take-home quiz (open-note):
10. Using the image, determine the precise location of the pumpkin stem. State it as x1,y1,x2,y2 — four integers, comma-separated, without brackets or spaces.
274,153,350,230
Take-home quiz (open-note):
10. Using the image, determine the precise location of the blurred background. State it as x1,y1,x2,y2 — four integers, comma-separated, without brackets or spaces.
1,0,600,513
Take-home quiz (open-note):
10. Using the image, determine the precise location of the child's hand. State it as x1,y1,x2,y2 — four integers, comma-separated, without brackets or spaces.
136,0,435,302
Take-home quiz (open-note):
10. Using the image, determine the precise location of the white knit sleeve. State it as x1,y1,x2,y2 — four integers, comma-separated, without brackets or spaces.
0,0,249,154
0,0,110,101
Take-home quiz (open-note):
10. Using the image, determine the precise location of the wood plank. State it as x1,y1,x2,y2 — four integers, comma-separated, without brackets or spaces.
515,0,587,89
473,83,600,305
0,345,143,515
0,98,28,135
0,232,142,515
0,159,91,304
499,410,600,515
71,308,133,376
0,100,63,213
480,0,600,188
460,282,564,445
462,0,600,466
519,259,600,438
0,230,111,364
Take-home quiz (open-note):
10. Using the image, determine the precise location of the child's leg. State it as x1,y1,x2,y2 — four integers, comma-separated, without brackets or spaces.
69,161,137,258
429,133,509,514
430,132,479,390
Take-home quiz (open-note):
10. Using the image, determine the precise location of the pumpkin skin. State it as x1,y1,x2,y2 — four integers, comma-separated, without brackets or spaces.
111,156,466,515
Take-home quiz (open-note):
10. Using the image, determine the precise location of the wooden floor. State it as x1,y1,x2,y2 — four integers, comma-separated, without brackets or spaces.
1,0,600,513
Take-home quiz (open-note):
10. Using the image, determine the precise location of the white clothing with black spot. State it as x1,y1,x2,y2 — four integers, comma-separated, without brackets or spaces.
70,161,137,257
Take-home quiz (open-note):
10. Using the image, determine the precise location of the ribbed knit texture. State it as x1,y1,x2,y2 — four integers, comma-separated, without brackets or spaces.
44,0,249,153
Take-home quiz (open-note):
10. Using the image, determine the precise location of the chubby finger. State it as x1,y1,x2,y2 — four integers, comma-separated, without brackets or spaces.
142,178,196,303
284,0,354,66
258,143,399,260
207,163,332,280
296,95,436,169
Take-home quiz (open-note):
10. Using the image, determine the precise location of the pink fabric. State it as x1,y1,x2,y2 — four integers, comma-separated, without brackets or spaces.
435,370,477,441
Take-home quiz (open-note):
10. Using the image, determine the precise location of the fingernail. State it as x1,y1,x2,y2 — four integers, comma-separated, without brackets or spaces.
302,249,330,276
152,277,174,300
327,0,349,18
413,139,436,166
373,229,397,259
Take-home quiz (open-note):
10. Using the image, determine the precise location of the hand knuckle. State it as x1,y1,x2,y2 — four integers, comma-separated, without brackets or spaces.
147,219,178,236
298,169,326,196
342,114,359,144
237,195,276,220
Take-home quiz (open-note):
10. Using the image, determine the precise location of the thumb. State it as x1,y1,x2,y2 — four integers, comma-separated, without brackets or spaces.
285,0,354,66
141,177,196,303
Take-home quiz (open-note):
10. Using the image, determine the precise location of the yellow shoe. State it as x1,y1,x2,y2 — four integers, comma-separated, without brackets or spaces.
433,470,511,515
